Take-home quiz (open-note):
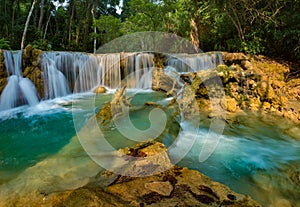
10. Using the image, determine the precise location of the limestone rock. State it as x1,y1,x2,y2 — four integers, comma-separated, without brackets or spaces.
144,181,173,196
241,60,253,70
222,97,238,112
152,66,181,97
94,86,107,94
222,52,248,65
117,141,174,177
0,50,7,95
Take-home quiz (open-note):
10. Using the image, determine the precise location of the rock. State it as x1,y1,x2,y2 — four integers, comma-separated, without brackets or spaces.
256,81,277,103
0,50,8,95
96,86,131,125
96,103,112,125
222,97,238,112
94,86,107,94
3,141,262,207
222,52,248,65
117,141,174,177
144,181,173,196
241,60,253,70
22,45,43,97
144,101,162,108
106,166,261,207
216,65,236,84
152,66,181,97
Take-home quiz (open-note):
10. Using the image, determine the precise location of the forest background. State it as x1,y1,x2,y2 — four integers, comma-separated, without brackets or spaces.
0,0,299,64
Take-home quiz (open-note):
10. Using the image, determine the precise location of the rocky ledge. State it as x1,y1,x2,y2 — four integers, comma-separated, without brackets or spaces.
152,52,300,124
43,141,261,207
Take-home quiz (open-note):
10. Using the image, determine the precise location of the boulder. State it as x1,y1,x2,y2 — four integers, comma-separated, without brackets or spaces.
94,86,107,94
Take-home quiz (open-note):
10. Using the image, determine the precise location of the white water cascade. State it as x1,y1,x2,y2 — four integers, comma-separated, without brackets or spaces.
0,51,39,111
40,52,154,98
0,51,223,110
167,52,223,72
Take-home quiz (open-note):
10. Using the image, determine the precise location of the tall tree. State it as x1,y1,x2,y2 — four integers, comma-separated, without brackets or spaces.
21,0,37,50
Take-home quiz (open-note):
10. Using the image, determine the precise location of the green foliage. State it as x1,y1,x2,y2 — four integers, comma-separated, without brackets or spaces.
241,32,265,55
32,39,52,51
0,38,11,50
94,15,122,45
0,0,298,63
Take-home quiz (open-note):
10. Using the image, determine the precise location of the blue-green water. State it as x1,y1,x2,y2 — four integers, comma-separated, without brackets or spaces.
0,103,75,184
0,91,300,206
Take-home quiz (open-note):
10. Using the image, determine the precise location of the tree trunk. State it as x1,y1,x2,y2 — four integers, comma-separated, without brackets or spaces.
91,7,97,54
68,1,75,44
21,0,37,50
190,18,200,52
43,12,51,40
38,0,45,31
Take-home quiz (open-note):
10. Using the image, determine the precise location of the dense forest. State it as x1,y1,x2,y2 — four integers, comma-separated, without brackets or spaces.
0,0,299,62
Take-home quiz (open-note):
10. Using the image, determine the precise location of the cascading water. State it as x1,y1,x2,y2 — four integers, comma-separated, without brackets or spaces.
41,55,71,99
1,50,223,110
40,52,154,98
167,52,223,72
125,53,154,88
0,51,39,111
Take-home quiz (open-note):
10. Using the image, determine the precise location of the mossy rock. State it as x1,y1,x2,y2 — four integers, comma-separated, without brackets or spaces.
0,49,8,95
23,45,42,68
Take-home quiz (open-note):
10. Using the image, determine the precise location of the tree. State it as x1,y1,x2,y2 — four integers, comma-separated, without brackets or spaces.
21,0,37,50
94,15,122,45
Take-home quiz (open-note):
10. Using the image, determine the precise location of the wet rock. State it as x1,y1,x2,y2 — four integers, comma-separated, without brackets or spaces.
96,103,112,125
94,86,107,94
96,86,131,124
103,142,261,207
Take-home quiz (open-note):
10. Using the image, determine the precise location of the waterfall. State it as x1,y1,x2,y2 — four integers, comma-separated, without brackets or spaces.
124,53,154,89
41,56,71,99
0,50,223,110
0,51,39,111
41,52,154,97
167,52,223,72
